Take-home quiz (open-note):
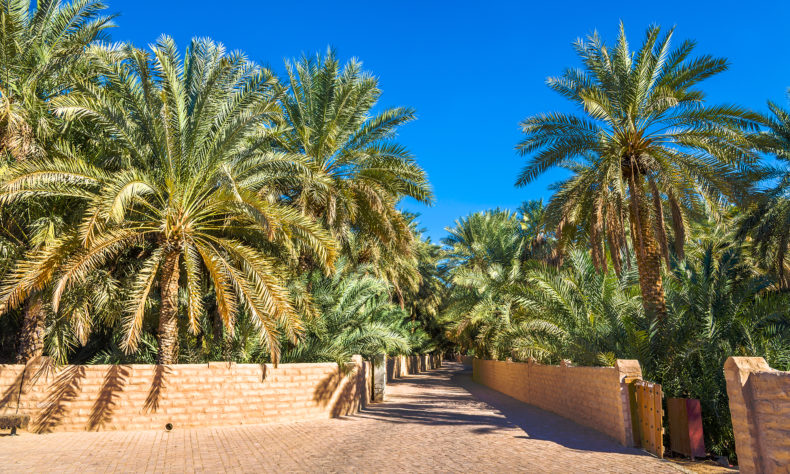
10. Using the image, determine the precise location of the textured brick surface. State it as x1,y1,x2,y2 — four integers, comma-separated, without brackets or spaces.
473,358,642,446
0,363,679,473
0,357,371,433
724,356,790,474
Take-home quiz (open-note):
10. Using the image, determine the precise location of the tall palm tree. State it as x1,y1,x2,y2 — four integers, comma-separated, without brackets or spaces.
0,0,114,362
274,50,432,295
0,38,336,364
738,93,790,288
516,23,760,322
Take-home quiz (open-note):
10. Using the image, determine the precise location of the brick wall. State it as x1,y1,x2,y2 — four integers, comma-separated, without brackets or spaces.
723,357,790,473
0,356,371,433
473,358,642,446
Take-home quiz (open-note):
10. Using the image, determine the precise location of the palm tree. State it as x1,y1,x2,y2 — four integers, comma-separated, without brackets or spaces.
274,50,432,296
442,210,526,358
511,249,644,365
516,199,555,263
516,23,760,322
0,0,114,362
0,0,114,161
283,258,410,363
0,38,336,364
738,93,790,288
444,209,525,271
402,215,445,328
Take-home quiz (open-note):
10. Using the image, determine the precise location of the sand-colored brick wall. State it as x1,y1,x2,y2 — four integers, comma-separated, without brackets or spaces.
724,356,790,473
473,358,642,446
0,356,371,433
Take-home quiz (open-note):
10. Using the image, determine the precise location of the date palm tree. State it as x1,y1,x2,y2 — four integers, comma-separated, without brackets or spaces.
283,258,410,363
442,210,526,358
502,249,643,366
516,23,760,322
274,51,432,296
0,0,114,362
0,38,336,363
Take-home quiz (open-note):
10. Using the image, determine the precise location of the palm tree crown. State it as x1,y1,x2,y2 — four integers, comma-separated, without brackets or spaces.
0,0,114,161
738,94,790,288
274,51,432,295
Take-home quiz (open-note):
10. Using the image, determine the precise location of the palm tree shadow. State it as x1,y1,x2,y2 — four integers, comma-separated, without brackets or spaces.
313,371,342,408
0,367,29,410
451,371,639,454
33,365,85,433
87,365,130,430
313,364,365,416
143,365,171,414
0,358,52,412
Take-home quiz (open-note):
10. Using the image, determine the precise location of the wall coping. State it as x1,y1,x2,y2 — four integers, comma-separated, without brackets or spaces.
473,358,635,372
0,361,351,370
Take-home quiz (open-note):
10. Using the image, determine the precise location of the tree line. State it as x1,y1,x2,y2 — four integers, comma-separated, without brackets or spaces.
0,0,446,367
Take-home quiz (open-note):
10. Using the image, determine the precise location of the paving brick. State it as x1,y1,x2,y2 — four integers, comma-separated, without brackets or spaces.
0,363,679,473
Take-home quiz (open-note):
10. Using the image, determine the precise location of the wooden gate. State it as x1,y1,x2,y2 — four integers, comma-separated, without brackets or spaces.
629,380,664,458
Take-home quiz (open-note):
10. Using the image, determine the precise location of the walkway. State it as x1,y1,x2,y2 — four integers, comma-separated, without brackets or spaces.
0,363,679,473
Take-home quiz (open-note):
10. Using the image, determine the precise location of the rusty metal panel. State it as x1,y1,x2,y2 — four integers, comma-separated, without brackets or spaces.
668,398,705,458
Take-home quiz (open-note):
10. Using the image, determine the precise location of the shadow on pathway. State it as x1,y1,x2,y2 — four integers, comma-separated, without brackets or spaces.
358,362,654,456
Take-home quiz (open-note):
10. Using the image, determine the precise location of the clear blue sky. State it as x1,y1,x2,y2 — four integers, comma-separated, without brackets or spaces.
106,0,790,242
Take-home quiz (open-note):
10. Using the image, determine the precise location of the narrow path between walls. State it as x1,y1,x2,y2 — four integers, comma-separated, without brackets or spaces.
0,362,680,473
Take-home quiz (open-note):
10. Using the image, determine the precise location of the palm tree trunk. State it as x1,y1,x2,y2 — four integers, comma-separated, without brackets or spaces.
669,193,686,261
15,294,46,363
157,249,181,364
777,234,788,290
649,178,670,267
590,198,606,272
550,219,567,267
606,203,623,276
628,175,668,322
9,118,45,363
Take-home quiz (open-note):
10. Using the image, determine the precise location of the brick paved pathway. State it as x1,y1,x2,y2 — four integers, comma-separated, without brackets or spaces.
0,363,679,473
